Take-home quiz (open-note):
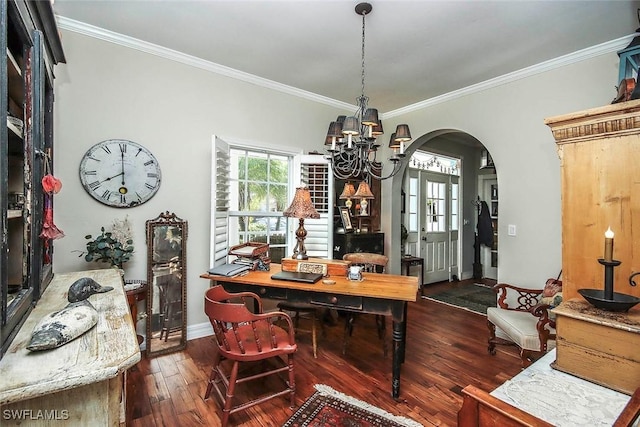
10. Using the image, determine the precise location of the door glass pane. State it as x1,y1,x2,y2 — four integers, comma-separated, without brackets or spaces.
409,177,418,232
426,182,446,232
451,183,459,231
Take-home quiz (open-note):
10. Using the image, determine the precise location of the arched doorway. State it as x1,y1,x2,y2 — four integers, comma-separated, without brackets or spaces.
391,129,497,284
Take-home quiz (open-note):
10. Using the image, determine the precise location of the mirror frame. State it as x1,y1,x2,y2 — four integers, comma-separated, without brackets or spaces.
145,211,188,357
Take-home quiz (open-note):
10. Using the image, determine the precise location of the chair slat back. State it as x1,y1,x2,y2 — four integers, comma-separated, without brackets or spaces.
343,252,388,273
494,284,542,311
205,286,287,355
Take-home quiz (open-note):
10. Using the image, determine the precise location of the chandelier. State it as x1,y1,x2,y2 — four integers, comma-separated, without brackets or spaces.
324,2,412,181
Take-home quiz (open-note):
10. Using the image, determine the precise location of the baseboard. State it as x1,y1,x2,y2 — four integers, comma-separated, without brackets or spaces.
460,270,474,280
187,321,213,341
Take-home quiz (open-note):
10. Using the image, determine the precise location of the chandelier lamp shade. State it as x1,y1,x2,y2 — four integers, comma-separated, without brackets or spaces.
283,186,320,260
324,2,412,181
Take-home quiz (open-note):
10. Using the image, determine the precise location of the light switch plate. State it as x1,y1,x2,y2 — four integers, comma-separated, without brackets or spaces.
508,224,517,236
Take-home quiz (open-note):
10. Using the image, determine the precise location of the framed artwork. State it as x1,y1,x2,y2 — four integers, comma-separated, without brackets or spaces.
339,207,353,232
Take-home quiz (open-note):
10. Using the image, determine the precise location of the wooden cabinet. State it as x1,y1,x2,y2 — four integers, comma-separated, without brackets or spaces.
545,100,640,303
1,0,65,358
0,270,141,426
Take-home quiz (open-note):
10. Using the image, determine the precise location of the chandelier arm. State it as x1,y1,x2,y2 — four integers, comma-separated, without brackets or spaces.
366,159,401,180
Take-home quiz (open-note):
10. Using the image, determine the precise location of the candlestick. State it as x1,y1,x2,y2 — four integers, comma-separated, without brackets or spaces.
604,227,614,262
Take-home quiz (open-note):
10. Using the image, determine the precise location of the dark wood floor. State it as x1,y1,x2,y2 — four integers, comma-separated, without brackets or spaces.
126,279,522,427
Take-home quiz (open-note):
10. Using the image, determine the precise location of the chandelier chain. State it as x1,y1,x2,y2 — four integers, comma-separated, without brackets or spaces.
323,2,410,182
361,10,366,104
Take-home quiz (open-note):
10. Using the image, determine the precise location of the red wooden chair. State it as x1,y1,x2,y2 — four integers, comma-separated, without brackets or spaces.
203,285,297,427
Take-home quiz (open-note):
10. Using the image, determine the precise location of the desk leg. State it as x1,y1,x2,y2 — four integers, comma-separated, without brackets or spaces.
391,318,405,400
401,302,407,363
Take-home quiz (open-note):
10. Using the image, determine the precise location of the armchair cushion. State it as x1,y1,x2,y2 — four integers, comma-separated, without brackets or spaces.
487,307,556,351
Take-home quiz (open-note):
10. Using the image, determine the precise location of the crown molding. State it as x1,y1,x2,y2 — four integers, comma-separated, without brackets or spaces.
383,36,633,119
57,16,631,118
56,16,355,111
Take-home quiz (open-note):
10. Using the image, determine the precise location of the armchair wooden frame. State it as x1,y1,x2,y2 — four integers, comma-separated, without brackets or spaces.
203,286,298,427
487,283,556,368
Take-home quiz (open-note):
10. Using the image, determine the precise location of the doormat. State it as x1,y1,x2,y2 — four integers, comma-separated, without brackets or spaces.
422,283,495,315
282,384,423,427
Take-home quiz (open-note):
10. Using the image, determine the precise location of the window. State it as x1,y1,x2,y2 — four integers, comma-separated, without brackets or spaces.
409,151,460,176
210,137,333,267
451,182,459,231
228,148,290,263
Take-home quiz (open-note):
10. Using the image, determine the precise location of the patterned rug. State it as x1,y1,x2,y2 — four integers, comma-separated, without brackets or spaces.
422,283,496,315
282,384,423,427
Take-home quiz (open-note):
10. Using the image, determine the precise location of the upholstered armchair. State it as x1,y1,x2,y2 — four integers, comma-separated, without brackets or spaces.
487,279,561,368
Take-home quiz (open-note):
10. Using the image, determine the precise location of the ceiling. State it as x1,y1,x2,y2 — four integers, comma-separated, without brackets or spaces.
53,0,640,114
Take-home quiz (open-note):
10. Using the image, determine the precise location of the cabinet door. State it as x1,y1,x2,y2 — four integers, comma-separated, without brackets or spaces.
1,0,62,358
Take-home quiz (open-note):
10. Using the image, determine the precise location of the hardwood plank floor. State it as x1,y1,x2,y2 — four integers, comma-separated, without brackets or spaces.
127,280,522,426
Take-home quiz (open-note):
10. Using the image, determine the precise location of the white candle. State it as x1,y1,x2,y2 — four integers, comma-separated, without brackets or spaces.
604,227,614,262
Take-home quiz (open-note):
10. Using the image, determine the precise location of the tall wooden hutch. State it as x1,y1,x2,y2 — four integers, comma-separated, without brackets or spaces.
545,100,640,303
1,0,65,358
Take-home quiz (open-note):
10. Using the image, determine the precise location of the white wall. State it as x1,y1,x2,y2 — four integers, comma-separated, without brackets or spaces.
53,29,621,333
382,53,619,287
52,30,343,330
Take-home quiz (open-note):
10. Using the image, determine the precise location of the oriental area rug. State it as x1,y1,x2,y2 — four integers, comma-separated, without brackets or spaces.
282,384,423,427
423,283,496,315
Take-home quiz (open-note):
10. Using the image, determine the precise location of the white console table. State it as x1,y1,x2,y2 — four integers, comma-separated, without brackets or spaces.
0,269,140,426
490,349,636,426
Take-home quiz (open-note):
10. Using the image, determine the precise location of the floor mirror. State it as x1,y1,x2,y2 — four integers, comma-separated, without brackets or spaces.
145,211,187,357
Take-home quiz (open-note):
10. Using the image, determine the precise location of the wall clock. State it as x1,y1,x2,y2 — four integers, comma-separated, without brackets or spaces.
79,139,162,208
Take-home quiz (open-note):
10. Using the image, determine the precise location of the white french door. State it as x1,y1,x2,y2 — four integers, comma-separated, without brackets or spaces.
420,172,459,283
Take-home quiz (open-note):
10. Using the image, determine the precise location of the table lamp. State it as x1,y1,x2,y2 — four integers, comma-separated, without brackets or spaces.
354,181,374,216
283,186,320,260
339,182,356,210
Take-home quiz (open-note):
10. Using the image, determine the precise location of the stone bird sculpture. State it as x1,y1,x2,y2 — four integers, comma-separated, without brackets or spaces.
26,277,114,351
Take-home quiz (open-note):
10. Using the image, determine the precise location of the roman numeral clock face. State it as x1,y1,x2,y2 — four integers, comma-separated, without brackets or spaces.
79,139,162,208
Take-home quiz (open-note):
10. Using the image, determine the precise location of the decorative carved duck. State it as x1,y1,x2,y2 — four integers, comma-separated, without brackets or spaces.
26,277,114,351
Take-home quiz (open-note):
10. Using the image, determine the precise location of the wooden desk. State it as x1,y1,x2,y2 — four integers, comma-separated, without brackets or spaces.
0,269,141,426
201,264,418,399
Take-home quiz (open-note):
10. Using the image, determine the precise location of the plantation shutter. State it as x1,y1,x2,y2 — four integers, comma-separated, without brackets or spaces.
210,135,230,267
295,155,333,259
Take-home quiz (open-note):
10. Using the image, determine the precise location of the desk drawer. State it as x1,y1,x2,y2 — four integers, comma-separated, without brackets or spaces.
310,293,363,310
219,283,288,300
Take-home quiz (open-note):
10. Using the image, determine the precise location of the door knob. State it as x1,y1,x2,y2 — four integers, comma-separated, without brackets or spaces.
421,236,427,241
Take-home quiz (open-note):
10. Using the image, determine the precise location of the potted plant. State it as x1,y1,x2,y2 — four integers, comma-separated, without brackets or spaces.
81,217,134,269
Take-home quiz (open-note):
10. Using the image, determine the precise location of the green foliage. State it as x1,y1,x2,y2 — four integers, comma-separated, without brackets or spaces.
82,227,134,268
